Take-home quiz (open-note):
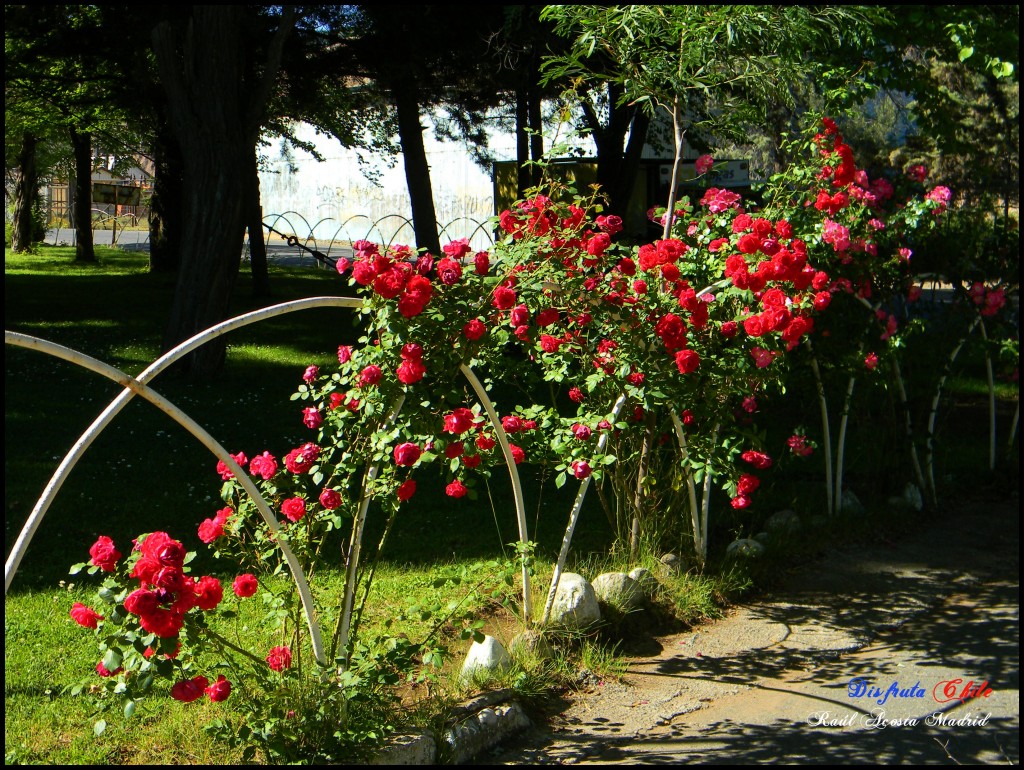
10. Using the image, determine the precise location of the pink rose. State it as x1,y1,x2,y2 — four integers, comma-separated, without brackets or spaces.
695,154,714,175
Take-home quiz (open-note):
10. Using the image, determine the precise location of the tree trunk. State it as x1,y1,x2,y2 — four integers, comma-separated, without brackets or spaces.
151,6,294,377
69,127,96,263
248,148,270,298
149,111,184,274
10,132,38,252
392,76,441,256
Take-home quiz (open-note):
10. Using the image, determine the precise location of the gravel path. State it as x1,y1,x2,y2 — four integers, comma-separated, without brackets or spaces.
484,492,1019,765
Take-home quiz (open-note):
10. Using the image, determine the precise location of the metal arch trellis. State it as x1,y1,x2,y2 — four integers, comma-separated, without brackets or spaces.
4,297,535,667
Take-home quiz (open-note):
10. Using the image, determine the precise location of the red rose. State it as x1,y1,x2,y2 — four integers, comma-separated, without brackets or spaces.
463,319,487,340
572,461,592,479
249,451,278,480
737,474,761,495
475,434,496,451
675,349,700,374
171,676,210,703
396,358,427,385
463,453,482,469
233,573,259,598
96,660,122,677
396,479,417,502
281,497,307,523
474,251,490,275
70,602,103,629
393,442,422,467
501,415,524,433
266,645,292,672
572,423,592,440
445,479,469,498
124,588,161,617
444,441,465,459
88,536,121,572
205,675,232,703
319,488,343,510
337,345,353,364
284,443,320,474
509,444,525,464
358,365,382,388
443,408,476,435
198,517,225,544
436,257,463,285
741,450,773,469
139,607,184,638
492,285,517,310
193,576,223,611
302,407,323,430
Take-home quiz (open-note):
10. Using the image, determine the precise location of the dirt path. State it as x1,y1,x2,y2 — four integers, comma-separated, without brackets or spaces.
484,493,1019,765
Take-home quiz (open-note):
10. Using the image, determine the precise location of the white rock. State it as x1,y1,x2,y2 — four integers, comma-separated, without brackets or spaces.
592,572,643,611
548,572,601,629
766,509,801,533
628,567,659,598
840,489,865,515
459,635,512,684
726,538,766,558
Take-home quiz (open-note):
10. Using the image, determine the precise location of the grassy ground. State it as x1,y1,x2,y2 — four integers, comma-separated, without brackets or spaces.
5,244,1017,764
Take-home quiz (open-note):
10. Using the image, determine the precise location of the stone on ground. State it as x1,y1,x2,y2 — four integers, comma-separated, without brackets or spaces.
547,572,601,630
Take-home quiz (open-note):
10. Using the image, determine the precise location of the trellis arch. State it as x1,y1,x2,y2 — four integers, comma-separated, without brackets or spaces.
4,296,534,670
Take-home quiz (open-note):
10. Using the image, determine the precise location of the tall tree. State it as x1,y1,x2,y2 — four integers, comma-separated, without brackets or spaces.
149,5,295,376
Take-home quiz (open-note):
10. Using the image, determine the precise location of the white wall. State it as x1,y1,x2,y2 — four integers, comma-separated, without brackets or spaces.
258,121,515,251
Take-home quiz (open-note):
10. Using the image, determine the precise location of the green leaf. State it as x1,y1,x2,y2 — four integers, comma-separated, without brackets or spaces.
102,648,123,672
958,46,974,62
93,720,106,737
123,700,136,719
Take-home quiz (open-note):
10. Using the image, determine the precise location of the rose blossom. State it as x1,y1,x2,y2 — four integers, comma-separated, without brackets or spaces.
193,576,223,611
443,408,476,434
281,497,307,523
463,319,487,340
303,365,319,383
233,573,259,598
337,345,353,364
124,588,161,616
89,536,121,572
572,423,592,440
171,676,210,703
571,461,592,480
216,451,249,481
267,645,292,672
249,451,278,480
864,352,879,370
96,660,122,677
396,358,427,385
393,442,422,467
70,602,103,628
319,488,343,510
205,675,232,703
358,365,383,388
284,443,319,474
396,479,417,502
695,154,714,175
741,450,772,469
302,407,323,430
445,479,469,498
